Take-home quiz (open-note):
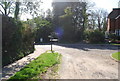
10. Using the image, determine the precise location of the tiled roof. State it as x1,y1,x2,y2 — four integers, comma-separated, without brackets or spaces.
108,8,120,19
115,15,120,19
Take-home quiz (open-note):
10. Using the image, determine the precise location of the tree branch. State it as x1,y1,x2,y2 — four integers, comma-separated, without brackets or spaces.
7,7,10,16
0,9,4,15
0,3,5,10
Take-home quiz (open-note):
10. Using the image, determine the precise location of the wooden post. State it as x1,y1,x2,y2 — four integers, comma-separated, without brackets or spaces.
51,42,52,52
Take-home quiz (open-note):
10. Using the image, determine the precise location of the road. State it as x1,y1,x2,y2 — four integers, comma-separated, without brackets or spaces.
36,44,118,79
2,44,119,79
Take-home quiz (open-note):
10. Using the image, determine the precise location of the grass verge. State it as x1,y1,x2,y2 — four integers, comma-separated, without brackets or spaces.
111,43,120,45
112,52,120,61
8,51,61,81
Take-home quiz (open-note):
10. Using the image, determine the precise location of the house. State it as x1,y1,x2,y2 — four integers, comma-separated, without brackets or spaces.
107,8,120,36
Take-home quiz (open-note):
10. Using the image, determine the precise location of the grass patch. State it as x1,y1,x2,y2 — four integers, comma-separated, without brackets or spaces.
8,51,61,80
112,52,120,61
111,43,120,45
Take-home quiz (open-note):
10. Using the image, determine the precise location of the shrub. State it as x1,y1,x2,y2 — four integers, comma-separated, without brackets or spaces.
109,33,120,41
34,19,53,43
2,15,35,66
85,30,105,43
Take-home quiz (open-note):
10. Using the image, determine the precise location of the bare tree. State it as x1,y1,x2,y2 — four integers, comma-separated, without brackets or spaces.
87,11,96,30
0,0,42,19
87,8,108,31
0,2,13,16
95,9,108,31
46,9,53,22
14,2,20,19
21,1,42,18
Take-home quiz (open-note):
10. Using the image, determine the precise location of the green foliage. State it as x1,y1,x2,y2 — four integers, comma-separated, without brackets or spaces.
59,7,75,42
2,15,35,66
64,7,73,15
112,52,120,61
59,5,88,42
21,22,35,54
33,17,53,43
8,52,61,80
108,33,120,41
84,30,105,43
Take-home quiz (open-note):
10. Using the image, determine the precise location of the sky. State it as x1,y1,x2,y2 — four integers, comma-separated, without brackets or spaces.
42,0,119,12
90,0,119,12
21,0,119,20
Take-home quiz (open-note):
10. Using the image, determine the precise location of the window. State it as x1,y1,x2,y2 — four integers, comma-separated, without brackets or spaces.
115,29,120,36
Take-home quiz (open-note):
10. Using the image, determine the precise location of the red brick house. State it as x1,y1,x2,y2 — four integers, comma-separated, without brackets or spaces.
107,8,120,36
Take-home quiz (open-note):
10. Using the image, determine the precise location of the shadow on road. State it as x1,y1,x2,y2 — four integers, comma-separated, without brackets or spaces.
54,44,119,51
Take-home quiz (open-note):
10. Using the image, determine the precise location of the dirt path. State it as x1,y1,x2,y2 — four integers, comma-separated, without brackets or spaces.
38,44,118,79
2,44,119,79
2,45,45,80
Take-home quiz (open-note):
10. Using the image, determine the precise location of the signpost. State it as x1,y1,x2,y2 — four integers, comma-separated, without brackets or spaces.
48,35,58,52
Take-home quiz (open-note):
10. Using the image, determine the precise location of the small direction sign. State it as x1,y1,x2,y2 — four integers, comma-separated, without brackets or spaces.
50,39,58,42
48,34,58,52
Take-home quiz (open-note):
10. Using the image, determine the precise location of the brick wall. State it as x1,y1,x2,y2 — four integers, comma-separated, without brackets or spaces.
115,17,120,29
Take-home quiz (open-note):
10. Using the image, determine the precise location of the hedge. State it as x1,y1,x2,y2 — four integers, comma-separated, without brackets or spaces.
2,15,35,66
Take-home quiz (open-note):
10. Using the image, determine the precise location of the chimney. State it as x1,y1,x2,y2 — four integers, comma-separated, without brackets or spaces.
118,0,120,8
